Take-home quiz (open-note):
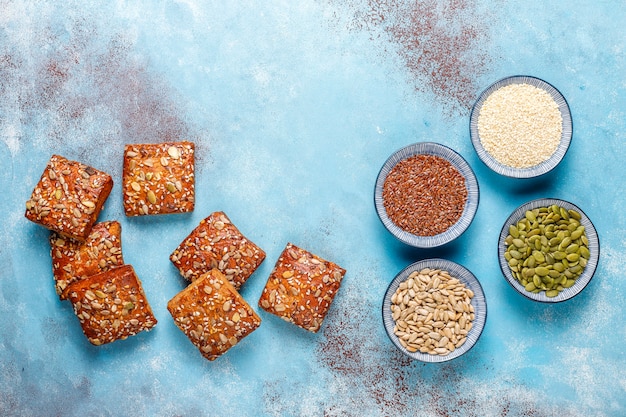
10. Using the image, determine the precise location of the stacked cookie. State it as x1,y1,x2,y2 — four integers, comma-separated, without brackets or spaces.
25,153,161,345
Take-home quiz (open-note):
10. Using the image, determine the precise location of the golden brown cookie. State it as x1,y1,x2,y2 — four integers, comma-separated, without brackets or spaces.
258,243,345,332
67,265,157,346
167,269,261,361
122,141,195,216
25,155,113,241
50,221,124,299
170,211,265,290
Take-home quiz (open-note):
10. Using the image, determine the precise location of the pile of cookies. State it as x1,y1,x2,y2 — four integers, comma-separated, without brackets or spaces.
24,141,346,361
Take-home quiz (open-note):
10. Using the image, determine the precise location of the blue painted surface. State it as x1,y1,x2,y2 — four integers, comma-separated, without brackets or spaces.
1,1,625,416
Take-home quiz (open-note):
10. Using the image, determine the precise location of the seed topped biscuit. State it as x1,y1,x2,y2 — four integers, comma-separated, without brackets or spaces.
25,155,113,241
50,220,124,299
258,243,345,333
170,211,265,290
167,269,261,361
67,265,157,346
122,141,195,216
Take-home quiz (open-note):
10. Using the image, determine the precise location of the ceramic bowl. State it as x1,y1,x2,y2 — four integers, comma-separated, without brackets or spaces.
498,198,600,302
470,75,573,178
382,258,487,363
374,142,479,248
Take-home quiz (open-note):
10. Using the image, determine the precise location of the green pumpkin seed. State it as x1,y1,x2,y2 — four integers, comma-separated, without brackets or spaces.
579,246,590,259
570,229,583,240
512,238,525,248
566,253,579,262
569,265,582,274
548,270,561,278
564,279,576,288
147,190,157,204
568,209,581,220
527,228,541,237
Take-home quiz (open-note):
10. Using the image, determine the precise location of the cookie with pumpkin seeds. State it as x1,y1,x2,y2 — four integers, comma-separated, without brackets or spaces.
167,268,261,361
170,211,266,290
67,264,157,346
25,154,113,241
258,243,346,333
50,220,124,299
122,141,195,216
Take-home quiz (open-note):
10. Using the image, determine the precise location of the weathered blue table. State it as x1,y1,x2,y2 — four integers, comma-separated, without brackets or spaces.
1,1,624,416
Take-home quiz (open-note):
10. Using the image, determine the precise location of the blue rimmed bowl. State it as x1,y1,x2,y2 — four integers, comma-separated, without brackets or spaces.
498,198,600,303
374,142,479,248
382,258,487,363
470,75,573,178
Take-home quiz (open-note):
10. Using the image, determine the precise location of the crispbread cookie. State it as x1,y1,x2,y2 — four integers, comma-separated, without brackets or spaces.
50,221,124,299
170,211,265,290
122,141,195,216
67,265,157,346
258,243,345,332
25,155,113,241
167,269,261,361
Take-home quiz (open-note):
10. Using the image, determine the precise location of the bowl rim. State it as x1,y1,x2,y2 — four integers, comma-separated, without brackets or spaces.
498,198,600,303
374,142,480,248
382,258,487,363
469,75,573,178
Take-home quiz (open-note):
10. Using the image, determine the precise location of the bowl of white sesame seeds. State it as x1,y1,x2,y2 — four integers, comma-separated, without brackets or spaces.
470,75,573,178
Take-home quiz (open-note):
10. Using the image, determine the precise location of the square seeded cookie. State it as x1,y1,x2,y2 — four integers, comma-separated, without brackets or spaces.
170,211,265,290
50,221,124,300
258,243,346,333
122,141,195,216
66,265,157,346
25,155,113,241
167,268,262,361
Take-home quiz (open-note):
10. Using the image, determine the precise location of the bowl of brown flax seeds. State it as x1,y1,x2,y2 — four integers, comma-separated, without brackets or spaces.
374,142,479,248
470,75,573,178
382,258,487,362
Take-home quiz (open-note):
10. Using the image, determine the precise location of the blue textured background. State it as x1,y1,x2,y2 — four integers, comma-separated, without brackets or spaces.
1,1,625,416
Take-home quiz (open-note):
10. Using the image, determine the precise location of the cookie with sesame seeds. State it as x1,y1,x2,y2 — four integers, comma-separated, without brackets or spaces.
169,211,266,290
167,268,261,361
122,141,195,216
25,155,113,241
258,243,346,333
50,221,124,300
66,265,157,346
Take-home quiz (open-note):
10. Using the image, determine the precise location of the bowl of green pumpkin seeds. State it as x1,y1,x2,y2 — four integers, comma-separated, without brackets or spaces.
498,198,599,302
